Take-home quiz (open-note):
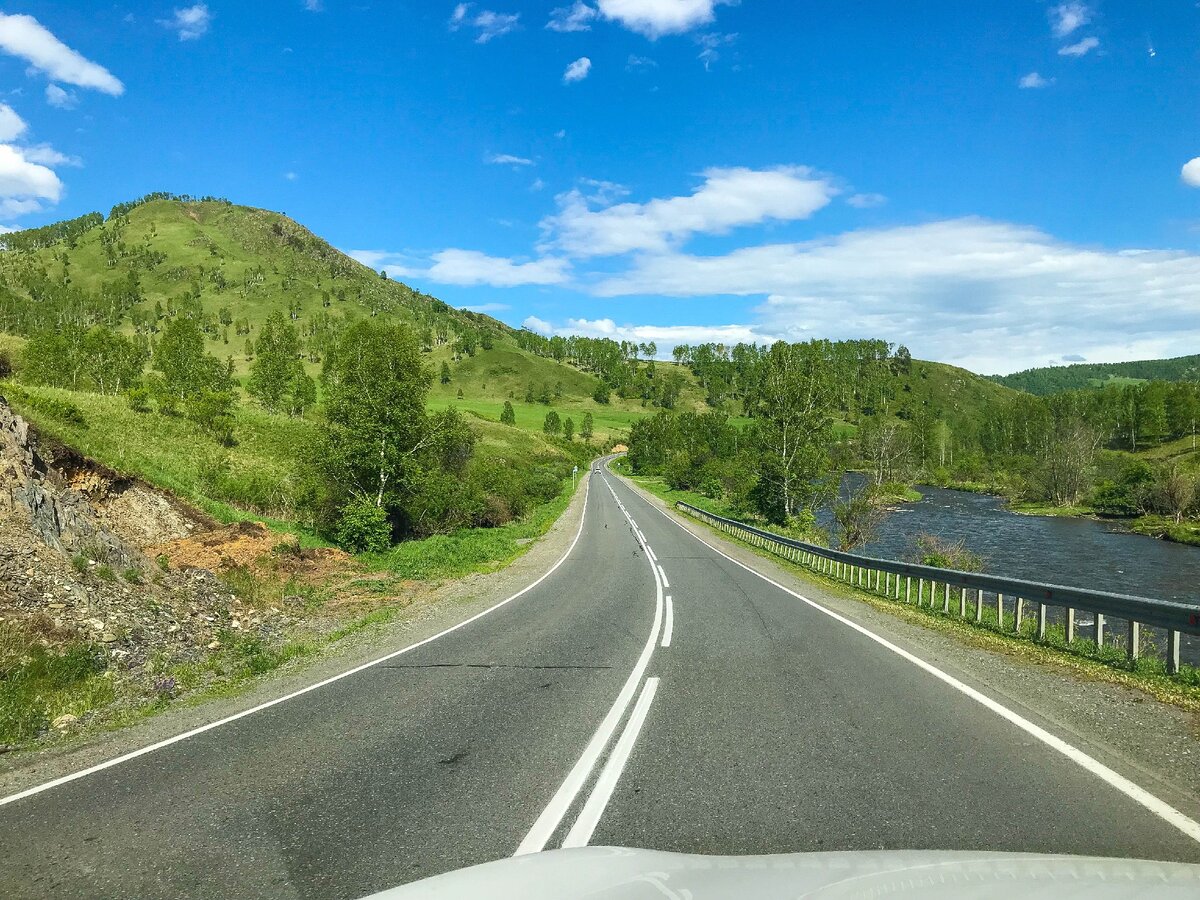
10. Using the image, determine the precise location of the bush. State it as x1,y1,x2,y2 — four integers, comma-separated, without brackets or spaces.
334,496,393,553
125,386,151,413
913,533,984,572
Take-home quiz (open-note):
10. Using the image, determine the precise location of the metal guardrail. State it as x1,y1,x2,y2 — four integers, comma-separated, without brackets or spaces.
675,501,1200,675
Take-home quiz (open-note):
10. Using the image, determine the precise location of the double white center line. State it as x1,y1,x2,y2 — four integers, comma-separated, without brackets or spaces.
515,477,671,854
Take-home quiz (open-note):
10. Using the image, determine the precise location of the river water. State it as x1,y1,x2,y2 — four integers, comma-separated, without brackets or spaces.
854,485,1200,606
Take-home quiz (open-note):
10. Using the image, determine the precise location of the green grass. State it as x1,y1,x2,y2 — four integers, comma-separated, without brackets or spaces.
0,623,114,744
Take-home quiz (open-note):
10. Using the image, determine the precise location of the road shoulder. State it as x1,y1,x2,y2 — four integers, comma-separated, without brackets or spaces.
0,472,595,795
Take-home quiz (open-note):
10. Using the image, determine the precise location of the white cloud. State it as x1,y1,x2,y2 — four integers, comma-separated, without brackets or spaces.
449,5,520,43
353,247,570,287
0,13,123,95
597,0,728,38
1050,2,1090,38
44,83,78,108
425,249,570,286
489,153,534,166
0,143,63,214
542,165,837,257
0,104,27,142
524,315,776,353
547,2,597,32
1181,158,1200,188
530,178,546,191
847,192,887,209
626,54,657,71
304,0,324,10
1059,36,1099,57
21,144,80,167
563,56,592,83
1018,71,1051,89
284,171,298,181
555,129,567,138
695,31,735,69
161,4,213,41
589,218,1200,373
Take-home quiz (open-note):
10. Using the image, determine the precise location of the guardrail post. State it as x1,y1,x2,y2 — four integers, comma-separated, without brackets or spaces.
1168,630,1181,675
1066,608,1075,644
976,589,983,623
905,576,912,603
943,582,951,614
1014,597,1023,633
959,587,967,618
996,593,1004,628
1096,613,1105,647
885,572,891,596
1037,604,1047,641
918,579,924,606
1127,620,1140,662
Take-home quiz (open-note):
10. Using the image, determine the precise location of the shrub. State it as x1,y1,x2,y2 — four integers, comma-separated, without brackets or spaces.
913,533,984,572
125,386,151,413
334,496,392,553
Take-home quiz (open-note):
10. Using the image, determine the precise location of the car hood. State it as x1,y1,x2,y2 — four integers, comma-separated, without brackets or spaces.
364,846,1200,899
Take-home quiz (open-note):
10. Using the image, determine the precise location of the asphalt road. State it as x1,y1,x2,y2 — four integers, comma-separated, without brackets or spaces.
2,464,1199,898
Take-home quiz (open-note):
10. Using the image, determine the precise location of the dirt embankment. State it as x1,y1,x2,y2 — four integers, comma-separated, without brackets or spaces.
0,395,352,738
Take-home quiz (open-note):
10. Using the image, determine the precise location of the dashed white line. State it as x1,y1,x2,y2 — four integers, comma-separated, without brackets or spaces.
561,677,660,849
658,565,670,588
661,596,674,648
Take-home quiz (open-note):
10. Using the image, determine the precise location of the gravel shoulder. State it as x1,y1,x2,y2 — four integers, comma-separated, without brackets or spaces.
0,470,594,796
619,474,1200,821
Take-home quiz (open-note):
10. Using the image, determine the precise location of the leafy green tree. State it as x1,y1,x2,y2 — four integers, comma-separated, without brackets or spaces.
563,417,575,441
440,361,451,384
500,400,516,426
593,383,611,404
247,311,302,412
580,411,593,441
288,371,317,417
155,316,229,401
543,410,561,436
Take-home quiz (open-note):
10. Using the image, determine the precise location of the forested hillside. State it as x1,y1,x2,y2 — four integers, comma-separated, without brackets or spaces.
992,354,1200,395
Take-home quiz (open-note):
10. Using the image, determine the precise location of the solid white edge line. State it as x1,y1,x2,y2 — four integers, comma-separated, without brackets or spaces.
661,596,674,649
615,472,1200,847
0,475,598,810
515,478,664,855
561,677,660,848
658,565,670,588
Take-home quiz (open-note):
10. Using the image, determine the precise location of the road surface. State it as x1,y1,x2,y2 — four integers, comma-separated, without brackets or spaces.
2,464,1199,898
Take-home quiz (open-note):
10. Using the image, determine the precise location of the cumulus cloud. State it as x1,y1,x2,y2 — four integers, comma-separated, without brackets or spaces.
45,84,78,108
1181,158,1200,187
626,54,657,71
695,31,735,69
597,0,728,38
161,4,212,41
1018,72,1051,89
0,104,28,142
542,165,837,257
0,13,123,95
304,0,324,10
351,248,570,287
523,315,776,354
0,144,63,215
547,2,597,32
22,144,80,167
425,249,570,286
1058,36,1099,57
1050,2,1090,38
588,218,1200,373
563,56,592,83
450,4,520,43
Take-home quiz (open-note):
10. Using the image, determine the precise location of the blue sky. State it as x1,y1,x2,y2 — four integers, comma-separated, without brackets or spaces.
1,1,1199,373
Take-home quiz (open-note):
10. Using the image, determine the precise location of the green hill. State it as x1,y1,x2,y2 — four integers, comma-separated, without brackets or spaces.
991,355,1200,395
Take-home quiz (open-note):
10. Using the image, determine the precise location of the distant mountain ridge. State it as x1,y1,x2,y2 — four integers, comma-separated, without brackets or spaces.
990,354,1200,395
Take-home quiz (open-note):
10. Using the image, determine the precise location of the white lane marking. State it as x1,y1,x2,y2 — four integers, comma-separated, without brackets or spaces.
561,677,660,848
612,473,1200,847
661,597,673,648
515,479,664,855
646,546,657,563
658,565,670,588
0,476,599,810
